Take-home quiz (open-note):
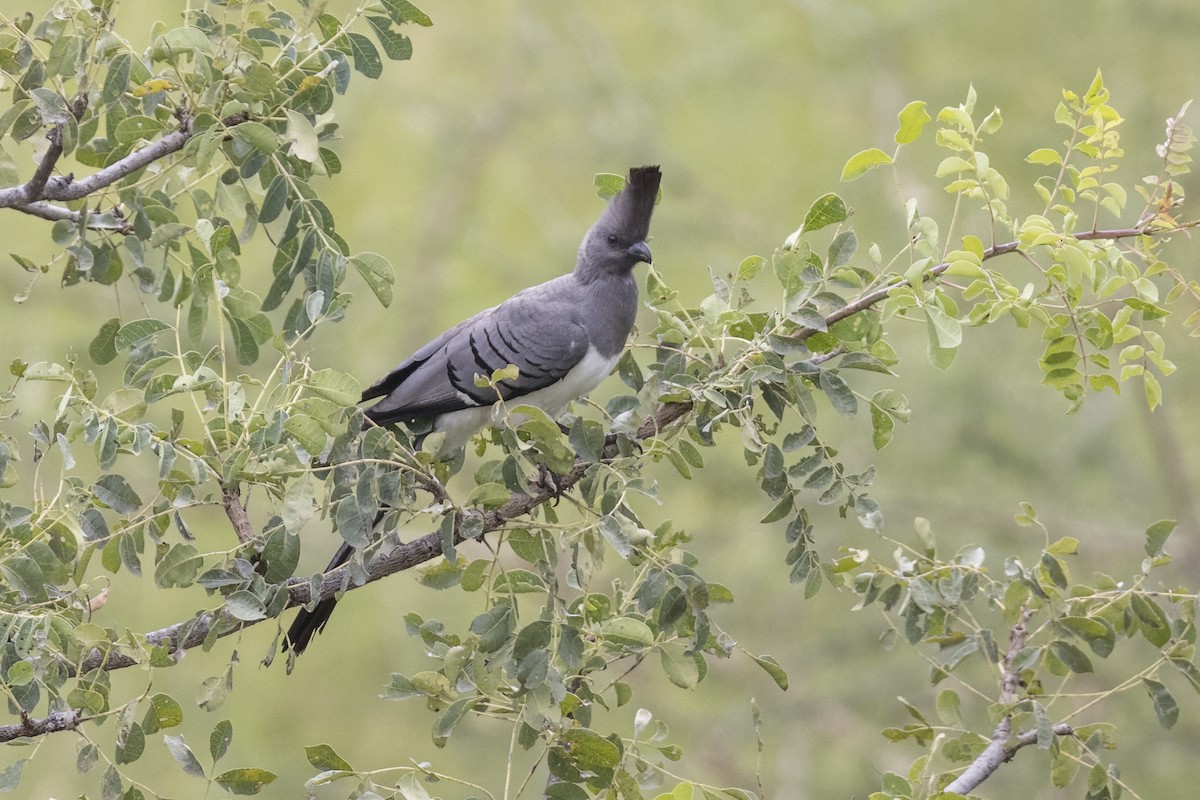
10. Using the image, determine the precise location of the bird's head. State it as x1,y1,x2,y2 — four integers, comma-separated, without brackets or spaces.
576,165,661,281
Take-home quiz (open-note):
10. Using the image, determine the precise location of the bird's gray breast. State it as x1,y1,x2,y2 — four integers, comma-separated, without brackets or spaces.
580,272,639,357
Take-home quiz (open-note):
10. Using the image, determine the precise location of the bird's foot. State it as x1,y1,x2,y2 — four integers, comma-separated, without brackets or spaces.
533,463,567,505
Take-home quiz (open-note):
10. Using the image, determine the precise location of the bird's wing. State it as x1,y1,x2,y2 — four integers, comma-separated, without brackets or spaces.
363,287,591,424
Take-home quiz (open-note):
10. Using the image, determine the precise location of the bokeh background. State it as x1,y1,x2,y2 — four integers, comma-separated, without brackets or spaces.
2,0,1199,797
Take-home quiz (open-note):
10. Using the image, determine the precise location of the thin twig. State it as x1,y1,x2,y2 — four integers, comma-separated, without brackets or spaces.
793,224,1198,342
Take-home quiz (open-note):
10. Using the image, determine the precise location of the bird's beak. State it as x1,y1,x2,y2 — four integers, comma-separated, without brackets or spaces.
627,241,652,264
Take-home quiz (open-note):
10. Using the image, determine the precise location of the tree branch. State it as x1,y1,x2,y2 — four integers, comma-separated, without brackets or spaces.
794,223,1198,342
15,201,134,233
64,402,693,682
0,710,83,743
222,485,256,545
942,609,1074,795
25,126,65,202
31,224,1193,741
0,109,250,229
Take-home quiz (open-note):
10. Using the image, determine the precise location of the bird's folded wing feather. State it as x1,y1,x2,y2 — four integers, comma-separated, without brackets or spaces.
363,289,590,424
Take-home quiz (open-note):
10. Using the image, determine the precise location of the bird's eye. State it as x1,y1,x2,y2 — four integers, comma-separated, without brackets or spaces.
606,234,618,245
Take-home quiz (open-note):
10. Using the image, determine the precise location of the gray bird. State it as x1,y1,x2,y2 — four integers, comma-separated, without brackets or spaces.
285,165,661,656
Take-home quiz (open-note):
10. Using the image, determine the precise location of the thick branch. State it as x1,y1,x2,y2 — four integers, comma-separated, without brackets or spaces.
70,402,693,679
0,710,83,743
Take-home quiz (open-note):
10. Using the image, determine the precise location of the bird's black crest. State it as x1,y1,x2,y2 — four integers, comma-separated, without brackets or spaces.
608,165,661,241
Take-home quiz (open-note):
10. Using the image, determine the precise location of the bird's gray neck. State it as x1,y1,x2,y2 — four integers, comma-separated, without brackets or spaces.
580,272,638,357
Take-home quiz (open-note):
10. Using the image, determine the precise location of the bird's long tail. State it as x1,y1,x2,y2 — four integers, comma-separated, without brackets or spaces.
283,540,354,655
284,506,387,656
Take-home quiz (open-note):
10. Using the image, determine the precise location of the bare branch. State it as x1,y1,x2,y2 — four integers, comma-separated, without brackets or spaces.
222,486,257,545
16,201,134,233
0,109,249,229
943,609,1075,795
0,710,83,742
25,126,64,201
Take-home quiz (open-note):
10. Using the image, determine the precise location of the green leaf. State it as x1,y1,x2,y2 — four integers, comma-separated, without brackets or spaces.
827,230,857,268
1131,594,1171,647
433,695,481,746
1049,640,1093,674
1145,519,1176,557
0,759,26,792
89,318,120,365
259,175,287,224
1026,147,1063,166
349,253,394,306
759,495,793,524
599,617,655,649
113,115,165,145
802,193,848,232
115,723,145,764
870,401,895,450
560,728,621,772
894,101,931,144
819,370,857,416
101,387,146,421
306,369,361,406
598,514,634,558
304,744,353,771
659,643,701,689
1143,677,1179,729
594,172,626,199
93,475,142,514
924,305,962,349
225,315,258,365
380,0,433,26
737,255,765,281
154,543,202,588
210,720,233,764
214,768,277,795
284,414,327,455
163,734,205,779
364,16,414,60
101,52,132,105
751,653,788,690
469,605,514,653
152,26,212,57
840,148,893,181
346,32,382,78
115,318,171,349
223,590,266,621
230,122,278,155
5,662,32,687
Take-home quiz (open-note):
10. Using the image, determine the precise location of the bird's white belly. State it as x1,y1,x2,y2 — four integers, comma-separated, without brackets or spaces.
434,346,619,453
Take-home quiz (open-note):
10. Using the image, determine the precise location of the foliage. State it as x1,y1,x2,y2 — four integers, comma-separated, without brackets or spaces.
0,2,1198,798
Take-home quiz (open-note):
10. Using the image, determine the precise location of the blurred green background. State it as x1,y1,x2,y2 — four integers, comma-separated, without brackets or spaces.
2,0,1199,797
